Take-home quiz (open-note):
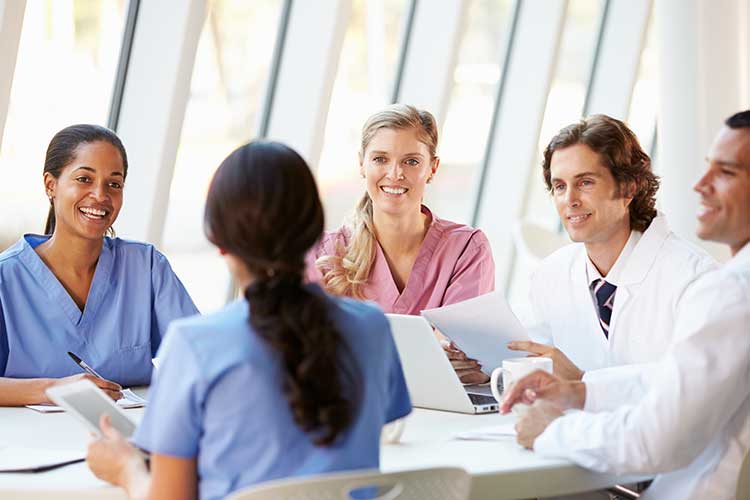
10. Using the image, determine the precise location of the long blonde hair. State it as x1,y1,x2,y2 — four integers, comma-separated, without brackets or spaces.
317,104,439,298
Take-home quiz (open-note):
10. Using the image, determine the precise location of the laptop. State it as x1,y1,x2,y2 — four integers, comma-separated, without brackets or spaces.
387,314,499,414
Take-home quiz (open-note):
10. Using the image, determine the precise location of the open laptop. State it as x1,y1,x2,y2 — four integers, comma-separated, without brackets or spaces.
387,314,499,414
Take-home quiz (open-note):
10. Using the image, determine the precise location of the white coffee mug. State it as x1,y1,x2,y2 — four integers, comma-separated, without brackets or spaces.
490,357,553,403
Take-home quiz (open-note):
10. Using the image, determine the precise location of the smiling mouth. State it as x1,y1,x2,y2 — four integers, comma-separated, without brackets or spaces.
697,202,719,219
79,207,110,221
380,186,408,195
567,213,591,224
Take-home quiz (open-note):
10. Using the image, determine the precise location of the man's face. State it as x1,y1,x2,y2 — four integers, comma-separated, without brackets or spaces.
694,126,750,254
549,143,633,246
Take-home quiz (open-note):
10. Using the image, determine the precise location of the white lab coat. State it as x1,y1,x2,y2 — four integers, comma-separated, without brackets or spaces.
533,243,750,500
529,214,717,372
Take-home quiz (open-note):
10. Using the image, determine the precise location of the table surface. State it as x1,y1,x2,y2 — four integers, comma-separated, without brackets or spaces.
0,393,637,500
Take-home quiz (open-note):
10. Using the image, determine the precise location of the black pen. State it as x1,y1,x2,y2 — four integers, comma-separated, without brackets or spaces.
67,351,106,380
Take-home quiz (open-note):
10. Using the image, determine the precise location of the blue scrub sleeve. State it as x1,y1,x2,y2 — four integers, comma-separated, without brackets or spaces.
0,297,7,375
132,327,205,458
150,251,199,353
383,324,412,422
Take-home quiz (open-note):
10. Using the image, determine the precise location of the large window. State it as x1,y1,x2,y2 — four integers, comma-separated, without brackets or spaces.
0,0,128,251
161,0,284,313
315,0,410,231
508,0,604,313
628,10,657,160
424,0,514,224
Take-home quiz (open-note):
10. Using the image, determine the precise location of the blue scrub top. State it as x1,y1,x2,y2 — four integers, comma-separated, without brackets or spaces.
134,288,411,500
0,235,199,386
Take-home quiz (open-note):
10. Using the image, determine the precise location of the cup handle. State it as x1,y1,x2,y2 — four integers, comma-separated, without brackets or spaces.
490,367,504,403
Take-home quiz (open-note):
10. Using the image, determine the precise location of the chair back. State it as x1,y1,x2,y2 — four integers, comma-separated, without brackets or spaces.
226,467,471,500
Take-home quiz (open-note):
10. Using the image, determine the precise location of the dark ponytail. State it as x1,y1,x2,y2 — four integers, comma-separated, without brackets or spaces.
43,124,128,235
205,141,359,445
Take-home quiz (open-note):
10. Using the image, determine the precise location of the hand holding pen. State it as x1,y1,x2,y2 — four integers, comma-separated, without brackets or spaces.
57,351,123,401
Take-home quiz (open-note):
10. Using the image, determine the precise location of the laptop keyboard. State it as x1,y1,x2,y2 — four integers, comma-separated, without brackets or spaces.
467,393,497,406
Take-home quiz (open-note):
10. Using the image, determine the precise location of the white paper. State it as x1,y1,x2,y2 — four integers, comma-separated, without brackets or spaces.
454,423,517,441
0,446,85,472
25,389,146,413
422,290,530,375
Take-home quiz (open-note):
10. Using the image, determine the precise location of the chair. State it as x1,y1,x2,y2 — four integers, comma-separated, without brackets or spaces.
225,467,471,500
512,218,570,263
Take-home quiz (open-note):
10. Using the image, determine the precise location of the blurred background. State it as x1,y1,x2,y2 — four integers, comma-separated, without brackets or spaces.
0,0,747,315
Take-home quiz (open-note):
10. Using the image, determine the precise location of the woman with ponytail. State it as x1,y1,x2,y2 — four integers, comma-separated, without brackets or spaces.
0,124,197,406
86,141,411,500
307,104,495,383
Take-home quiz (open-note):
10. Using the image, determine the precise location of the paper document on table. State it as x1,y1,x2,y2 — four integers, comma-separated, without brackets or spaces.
25,388,147,413
422,290,530,375
0,446,85,473
454,423,517,441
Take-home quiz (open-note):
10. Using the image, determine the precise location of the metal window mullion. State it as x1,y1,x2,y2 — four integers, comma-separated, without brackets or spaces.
107,0,140,131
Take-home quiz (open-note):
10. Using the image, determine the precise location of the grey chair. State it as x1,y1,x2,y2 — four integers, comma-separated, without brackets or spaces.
225,467,471,500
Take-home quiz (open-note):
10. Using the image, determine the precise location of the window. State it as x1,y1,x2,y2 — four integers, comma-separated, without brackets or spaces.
508,0,604,313
160,0,284,312
315,0,410,231
425,0,514,224
627,10,657,160
0,0,128,251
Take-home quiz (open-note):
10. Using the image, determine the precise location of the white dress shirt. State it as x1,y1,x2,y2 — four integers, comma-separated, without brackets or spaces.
534,243,750,500
529,214,718,372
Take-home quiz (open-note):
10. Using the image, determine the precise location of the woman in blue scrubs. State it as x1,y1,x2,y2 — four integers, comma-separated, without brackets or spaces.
0,124,198,406
86,141,411,500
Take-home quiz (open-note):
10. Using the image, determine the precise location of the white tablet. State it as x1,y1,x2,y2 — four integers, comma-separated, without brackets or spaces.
45,380,137,438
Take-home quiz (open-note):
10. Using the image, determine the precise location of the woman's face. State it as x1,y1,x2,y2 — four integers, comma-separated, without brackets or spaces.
44,141,125,240
359,127,439,217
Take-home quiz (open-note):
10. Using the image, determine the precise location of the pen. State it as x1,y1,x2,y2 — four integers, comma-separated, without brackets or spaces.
67,351,105,380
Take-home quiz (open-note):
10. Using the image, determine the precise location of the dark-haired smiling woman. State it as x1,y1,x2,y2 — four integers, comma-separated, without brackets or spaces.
0,124,198,406
86,141,411,500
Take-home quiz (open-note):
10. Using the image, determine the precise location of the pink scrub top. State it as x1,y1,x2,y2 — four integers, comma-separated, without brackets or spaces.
305,206,495,315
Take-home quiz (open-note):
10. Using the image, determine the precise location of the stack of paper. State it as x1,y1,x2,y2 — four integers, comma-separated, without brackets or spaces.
454,423,517,441
25,388,147,413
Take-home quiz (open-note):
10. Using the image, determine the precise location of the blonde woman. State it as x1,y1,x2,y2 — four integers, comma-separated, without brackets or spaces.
306,104,494,383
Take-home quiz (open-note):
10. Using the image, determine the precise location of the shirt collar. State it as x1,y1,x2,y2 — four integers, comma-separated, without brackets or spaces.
585,229,643,286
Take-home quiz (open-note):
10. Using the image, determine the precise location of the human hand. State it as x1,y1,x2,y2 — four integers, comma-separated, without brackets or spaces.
499,369,585,414
87,415,145,487
48,374,122,403
441,340,490,384
507,340,584,381
515,399,564,449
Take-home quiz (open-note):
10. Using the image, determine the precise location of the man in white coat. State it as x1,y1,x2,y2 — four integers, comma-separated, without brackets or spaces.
509,115,717,380
501,110,750,500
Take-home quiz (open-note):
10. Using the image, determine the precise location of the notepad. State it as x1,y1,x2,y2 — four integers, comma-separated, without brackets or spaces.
25,388,147,413
0,446,85,473
454,423,517,441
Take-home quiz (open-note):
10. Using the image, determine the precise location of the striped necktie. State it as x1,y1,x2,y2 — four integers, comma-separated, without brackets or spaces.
592,279,617,338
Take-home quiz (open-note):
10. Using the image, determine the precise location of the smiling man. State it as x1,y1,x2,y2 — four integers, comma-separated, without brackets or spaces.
509,115,717,380
501,111,750,500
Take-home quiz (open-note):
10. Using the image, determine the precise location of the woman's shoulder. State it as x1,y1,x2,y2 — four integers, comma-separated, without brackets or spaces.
0,237,28,266
105,237,175,266
161,301,249,372
324,292,389,337
316,226,351,254
428,212,491,250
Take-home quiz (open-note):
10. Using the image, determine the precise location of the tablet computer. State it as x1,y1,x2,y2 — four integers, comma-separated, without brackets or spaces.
45,380,137,438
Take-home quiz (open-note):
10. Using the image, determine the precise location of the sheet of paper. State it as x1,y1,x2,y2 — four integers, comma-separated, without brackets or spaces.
422,290,530,374
454,423,517,441
0,446,85,473
25,389,146,413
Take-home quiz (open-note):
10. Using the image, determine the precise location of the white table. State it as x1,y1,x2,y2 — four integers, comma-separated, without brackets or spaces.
0,402,638,499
